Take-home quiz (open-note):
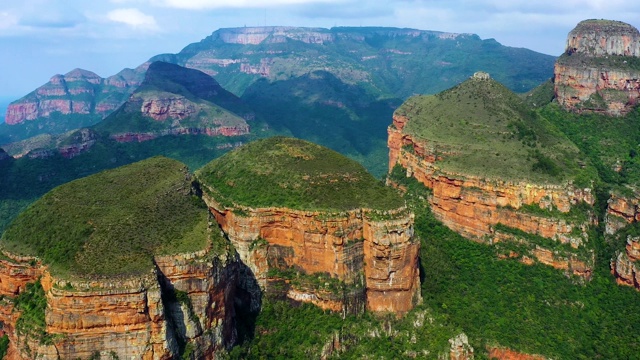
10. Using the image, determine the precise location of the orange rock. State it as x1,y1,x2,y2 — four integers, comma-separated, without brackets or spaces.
389,115,595,277
488,346,547,360
203,191,421,315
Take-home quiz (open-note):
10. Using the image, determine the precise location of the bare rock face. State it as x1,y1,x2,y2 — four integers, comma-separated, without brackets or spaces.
554,20,640,115
448,333,474,360
611,236,640,289
388,114,596,277
200,190,421,316
487,346,548,360
0,248,245,359
605,190,640,234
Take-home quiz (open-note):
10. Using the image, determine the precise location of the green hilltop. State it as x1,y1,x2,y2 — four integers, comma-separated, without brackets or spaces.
396,74,596,185
0,156,210,278
196,136,404,211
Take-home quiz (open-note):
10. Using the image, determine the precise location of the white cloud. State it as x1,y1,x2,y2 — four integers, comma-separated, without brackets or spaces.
107,8,158,30
156,0,344,10
0,11,19,31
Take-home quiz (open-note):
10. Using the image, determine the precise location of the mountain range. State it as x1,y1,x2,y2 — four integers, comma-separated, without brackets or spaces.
1,20,640,359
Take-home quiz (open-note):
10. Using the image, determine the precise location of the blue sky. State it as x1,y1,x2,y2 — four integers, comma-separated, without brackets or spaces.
1,0,639,99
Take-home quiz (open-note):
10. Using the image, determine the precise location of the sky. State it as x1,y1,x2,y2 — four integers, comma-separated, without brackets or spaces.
0,0,640,99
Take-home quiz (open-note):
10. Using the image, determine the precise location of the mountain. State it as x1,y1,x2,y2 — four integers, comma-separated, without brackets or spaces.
1,26,555,147
93,61,253,142
0,65,146,143
0,62,262,236
389,71,598,277
0,156,242,358
0,139,422,358
554,19,640,115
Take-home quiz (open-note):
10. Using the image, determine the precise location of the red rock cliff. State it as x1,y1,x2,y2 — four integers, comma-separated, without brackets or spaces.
0,246,243,359
389,114,595,277
201,188,421,315
554,20,640,116
611,235,640,289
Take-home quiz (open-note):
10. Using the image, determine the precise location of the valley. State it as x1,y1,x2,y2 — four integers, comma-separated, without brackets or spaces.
0,19,639,359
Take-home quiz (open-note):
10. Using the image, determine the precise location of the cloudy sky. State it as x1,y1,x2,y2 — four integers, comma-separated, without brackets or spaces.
1,0,639,99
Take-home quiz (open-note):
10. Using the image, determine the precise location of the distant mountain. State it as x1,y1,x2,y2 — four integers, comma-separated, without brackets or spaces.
2,26,555,146
94,61,253,142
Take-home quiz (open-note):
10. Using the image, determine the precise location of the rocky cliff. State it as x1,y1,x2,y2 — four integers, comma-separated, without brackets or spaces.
605,190,640,235
0,246,246,359
196,137,421,315
554,20,640,115
611,235,640,289
389,76,597,277
0,157,261,359
5,66,146,125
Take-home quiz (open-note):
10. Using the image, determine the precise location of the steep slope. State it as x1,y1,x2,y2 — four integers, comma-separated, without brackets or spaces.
1,66,146,143
196,137,420,314
0,157,248,359
554,19,640,115
389,73,597,276
94,61,252,143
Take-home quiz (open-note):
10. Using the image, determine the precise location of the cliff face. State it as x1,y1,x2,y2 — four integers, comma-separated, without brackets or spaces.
389,114,595,277
554,20,640,115
0,248,249,359
201,191,421,315
5,66,146,125
611,235,640,289
605,191,640,235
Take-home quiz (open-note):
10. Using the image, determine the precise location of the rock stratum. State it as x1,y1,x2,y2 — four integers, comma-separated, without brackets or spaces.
389,74,597,277
196,137,421,315
0,138,421,358
554,19,640,115
0,157,256,359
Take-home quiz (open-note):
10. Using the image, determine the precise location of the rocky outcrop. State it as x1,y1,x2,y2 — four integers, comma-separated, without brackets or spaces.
448,333,474,360
487,347,547,360
388,114,595,277
605,190,640,234
200,189,421,316
0,247,248,359
5,66,145,125
141,95,199,121
611,236,640,289
554,20,640,116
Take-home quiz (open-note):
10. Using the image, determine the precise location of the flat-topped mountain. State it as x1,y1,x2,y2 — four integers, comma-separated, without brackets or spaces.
0,157,246,359
389,73,597,277
197,137,420,314
555,19,640,115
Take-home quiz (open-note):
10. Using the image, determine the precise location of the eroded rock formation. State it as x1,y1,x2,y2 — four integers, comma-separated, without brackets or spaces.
554,20,640,115
605,190,640,235
388,114,596,277
200,189,421,315
0,247,252,359
611,236,640,289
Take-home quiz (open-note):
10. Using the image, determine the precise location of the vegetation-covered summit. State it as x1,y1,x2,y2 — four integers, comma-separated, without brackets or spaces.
196,137,404,211
396,76,596,184
0,156,209,278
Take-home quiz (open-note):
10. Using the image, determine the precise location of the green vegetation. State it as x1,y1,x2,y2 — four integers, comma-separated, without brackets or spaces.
196,137,404,211
14,281,48,344
396,77,595,183
539,104,640,187
0,157,209,277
